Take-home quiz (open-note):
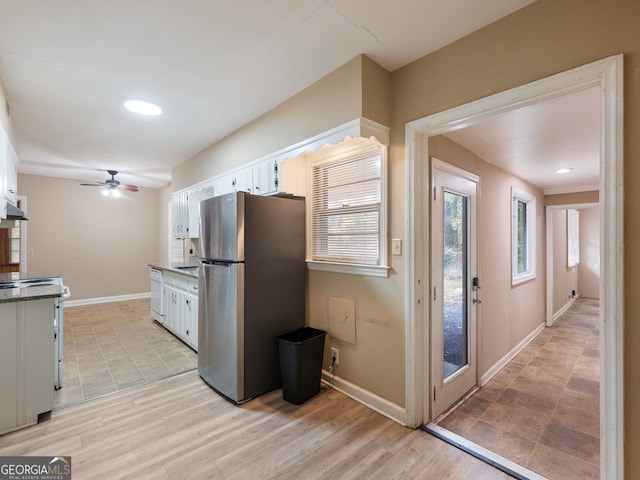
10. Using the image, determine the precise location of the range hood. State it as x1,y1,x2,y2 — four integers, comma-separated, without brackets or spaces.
5,203,28,221
0,203,28,227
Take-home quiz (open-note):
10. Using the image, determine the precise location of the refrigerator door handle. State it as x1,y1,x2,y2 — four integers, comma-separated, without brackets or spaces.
200,259,239,267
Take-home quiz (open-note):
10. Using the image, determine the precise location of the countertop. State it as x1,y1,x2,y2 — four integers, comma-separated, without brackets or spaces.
0,272,64,304
149,263,199,278
0,271,62,283
0,285,64,303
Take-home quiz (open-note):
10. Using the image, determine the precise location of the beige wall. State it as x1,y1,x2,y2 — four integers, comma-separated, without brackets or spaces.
430,136,546,373
18,174,160,301
551,209,578,313
579,206,600,299
545,190,599,206
171,54,406,406
172,55,368,192
389,0,640,474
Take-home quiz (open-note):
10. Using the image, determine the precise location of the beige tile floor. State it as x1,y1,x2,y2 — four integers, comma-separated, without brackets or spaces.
54,298,197,407
438,297,600,480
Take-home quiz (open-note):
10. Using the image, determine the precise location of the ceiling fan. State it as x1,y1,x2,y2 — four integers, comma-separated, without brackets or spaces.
81,170,139,197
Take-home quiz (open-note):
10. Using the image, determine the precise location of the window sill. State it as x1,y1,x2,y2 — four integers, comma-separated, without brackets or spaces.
512,272,536,286
306,261,390,278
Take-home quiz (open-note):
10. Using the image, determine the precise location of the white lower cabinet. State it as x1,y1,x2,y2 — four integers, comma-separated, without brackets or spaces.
162,271,198,351
0,298,55,435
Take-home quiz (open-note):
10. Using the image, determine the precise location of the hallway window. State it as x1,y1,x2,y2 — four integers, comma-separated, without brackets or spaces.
308,137,388,277
512,188,536,285
567,208,580,267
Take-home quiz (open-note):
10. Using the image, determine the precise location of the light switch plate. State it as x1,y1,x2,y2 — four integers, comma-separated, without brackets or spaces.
392,238,402,256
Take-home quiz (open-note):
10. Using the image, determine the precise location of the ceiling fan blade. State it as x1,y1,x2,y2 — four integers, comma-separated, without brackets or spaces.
120,184,139,192
80,182,106,186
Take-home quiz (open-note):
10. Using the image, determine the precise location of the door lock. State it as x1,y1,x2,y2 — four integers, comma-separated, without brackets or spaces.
472,277,482,305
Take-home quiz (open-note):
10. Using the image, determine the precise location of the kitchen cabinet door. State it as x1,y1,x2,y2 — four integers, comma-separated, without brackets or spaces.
252,160,277,195
171,192,189,238
0,303,18,432
188,186,214,238
5,141,18,206
0,127,7,219
0,298,55,435
162,271,198,350
232,169,253,194
185,279,199,350
163,285,179,333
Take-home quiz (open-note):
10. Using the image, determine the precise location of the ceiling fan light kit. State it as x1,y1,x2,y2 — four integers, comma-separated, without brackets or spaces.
81,170,139,197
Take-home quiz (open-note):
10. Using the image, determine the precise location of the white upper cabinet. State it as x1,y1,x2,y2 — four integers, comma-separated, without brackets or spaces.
0,127,7,219
188,185,214,238
211,173,234,197
232,169,253,194
5,141,18,206
171,191,189,238
172,185,214,239
0,124,19,216
252,159,277,196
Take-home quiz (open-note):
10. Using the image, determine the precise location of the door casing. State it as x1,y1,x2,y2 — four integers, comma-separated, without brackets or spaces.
404,55,624,479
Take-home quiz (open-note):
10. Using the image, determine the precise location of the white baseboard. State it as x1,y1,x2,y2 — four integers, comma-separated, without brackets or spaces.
321,370,406,426
480,322,546,386
65,292,150,307
551,295,579,325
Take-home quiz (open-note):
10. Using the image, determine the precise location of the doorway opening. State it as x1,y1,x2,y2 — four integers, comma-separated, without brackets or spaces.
405,55,623,479
0,196,27,273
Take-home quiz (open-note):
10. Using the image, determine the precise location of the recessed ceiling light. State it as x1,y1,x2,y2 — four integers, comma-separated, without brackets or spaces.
124,99,162,116
555,168,573,174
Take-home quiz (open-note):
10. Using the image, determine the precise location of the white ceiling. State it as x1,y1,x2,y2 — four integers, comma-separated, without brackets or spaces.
0,0,599,194
445,87,601,194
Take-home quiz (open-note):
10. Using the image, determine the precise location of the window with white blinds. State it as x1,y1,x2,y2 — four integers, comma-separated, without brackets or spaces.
567,208,580,268
310,140,387,273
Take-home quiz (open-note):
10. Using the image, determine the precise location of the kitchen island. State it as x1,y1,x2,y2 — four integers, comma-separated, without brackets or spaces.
0,274,64,435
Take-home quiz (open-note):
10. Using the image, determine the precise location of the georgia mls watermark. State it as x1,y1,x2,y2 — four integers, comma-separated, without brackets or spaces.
0,456,71,480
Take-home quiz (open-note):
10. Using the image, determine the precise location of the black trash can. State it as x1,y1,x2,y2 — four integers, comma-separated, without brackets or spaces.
277,327,327,405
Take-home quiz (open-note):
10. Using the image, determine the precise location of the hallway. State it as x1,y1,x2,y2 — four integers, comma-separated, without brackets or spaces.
437,297,600,479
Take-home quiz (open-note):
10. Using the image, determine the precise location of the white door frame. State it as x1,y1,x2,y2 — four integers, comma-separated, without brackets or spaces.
404,55,623,479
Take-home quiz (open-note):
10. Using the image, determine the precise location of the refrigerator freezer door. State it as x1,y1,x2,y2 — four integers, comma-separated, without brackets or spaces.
199,192,245,262
198,261,245,402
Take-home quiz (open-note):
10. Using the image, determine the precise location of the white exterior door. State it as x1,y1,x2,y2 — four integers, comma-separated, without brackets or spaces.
430,159,480,419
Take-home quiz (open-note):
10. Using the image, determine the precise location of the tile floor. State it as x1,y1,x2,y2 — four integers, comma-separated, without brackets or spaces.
437,297,600,480
54,298,198,407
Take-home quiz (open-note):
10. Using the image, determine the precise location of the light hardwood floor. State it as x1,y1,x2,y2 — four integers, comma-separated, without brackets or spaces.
1,370,510,479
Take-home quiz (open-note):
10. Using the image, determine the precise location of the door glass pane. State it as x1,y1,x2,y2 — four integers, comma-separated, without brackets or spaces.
443,191,468,379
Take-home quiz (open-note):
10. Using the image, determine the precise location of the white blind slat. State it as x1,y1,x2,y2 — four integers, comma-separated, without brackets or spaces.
311,145,383,265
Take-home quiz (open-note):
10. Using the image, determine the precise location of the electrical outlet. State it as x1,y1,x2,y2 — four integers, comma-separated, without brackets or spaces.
331,347,339,365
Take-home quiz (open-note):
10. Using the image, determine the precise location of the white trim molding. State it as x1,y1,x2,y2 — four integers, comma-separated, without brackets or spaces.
405,55,624,479
65,292,150,307
322,370,406,426
174,117,390,196
480,322,545,386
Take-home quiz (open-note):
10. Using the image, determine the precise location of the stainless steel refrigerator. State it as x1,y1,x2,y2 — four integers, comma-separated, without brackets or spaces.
198,191,306,403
